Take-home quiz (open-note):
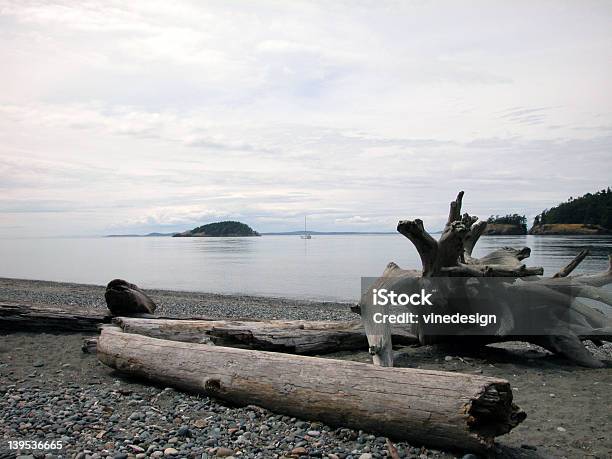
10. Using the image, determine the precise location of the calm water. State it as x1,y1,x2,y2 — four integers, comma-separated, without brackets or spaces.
1,235,611,302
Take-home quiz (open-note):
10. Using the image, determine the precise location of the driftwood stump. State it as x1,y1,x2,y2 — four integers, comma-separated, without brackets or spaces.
360,192,612,368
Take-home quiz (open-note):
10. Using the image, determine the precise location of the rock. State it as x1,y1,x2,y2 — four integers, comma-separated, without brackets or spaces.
104,279,157,316
291,446,307,456
33,361,44,367
215,447,234,457
163,448,178,456
358,454,372,459
557,426,567,432
461,455,479,459
177,425,192,437
529,223,610,235
193,419,208,428
113,454,128,459
128,412,144,421
483,223,527,235
150,452,164,458
307,430,321,437
444,356,453,362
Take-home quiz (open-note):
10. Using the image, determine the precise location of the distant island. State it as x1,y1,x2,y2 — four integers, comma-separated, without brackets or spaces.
106,190,612,238
530,188,611,235
483,214,527,235
173,221,260,237
106,232,178,238
262,231,395,235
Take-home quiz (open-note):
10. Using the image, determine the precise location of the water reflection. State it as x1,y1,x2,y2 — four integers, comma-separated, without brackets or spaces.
190,238,257,254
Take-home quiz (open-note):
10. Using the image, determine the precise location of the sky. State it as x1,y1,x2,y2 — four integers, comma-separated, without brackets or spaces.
0,0,611,237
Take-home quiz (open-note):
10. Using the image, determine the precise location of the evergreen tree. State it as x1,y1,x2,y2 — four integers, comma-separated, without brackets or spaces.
534,188,612,229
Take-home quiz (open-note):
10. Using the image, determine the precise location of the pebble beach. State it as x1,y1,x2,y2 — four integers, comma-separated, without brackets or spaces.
1,277,611,459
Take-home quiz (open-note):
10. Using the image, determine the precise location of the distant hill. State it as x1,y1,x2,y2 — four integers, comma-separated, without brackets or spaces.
106,232,177,237
174,221,260,237
262,231,395,235
530,188,612,234
484,214,527,235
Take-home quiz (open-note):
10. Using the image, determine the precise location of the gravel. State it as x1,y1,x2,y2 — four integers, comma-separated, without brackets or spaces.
1,278,451,458
0,277,355,322
2,277,611,458
0,379,446,459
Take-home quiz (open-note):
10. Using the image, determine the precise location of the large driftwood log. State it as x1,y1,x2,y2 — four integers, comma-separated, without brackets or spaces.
112,317,417,354
97,327,525,453
0,302,110,332
361,192,612,367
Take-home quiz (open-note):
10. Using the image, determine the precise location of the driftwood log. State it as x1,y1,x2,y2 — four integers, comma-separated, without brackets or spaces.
0,302,110,332
361,192,612,368
97,327,525,453
114,317,417,353
0,301,416,354
115,317,382,354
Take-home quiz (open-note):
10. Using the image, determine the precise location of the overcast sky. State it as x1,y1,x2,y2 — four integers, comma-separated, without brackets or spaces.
1,0,611,237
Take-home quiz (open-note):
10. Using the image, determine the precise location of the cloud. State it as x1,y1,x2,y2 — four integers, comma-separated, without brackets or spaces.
0,1,611,236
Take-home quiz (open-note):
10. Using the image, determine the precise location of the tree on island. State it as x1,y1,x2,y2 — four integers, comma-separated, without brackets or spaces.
487,214,527,226
534,188,612,229
173,221,260,237
486,214,528,233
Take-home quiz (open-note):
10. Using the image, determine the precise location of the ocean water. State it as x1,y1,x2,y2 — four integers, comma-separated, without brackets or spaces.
0,234,610,302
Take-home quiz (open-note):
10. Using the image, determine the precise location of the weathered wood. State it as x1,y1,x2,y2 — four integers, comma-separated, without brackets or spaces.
463,220,487,257
97,327,525,453
361,191,612,367
468,247,532,268
358,263,401,366
0,302,417,354
113,317,400,354
552,249,589,278
397,219,438,276
0,302,110,332
572,254,612,287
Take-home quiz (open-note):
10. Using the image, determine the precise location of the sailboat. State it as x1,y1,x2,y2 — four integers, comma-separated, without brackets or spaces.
300,216,312,239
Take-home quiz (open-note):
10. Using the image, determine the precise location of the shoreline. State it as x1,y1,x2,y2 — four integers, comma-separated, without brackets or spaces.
1,278,611,458
0,277,355,322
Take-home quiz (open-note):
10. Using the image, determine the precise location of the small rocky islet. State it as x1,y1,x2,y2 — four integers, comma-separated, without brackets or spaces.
173,221,260,238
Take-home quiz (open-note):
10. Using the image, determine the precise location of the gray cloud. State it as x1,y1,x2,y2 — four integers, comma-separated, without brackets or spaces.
0,1,611,237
